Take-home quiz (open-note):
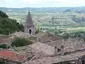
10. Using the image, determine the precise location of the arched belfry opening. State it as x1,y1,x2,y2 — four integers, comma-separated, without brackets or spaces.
24,11,36,35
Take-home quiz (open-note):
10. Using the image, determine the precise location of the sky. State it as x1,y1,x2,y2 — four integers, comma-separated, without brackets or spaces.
0,0,85,8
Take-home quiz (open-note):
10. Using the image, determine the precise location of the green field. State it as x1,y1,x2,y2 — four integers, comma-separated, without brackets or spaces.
6,12,85,33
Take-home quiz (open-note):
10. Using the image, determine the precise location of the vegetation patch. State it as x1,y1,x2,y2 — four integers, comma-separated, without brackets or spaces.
11,37,33,47
61,31,85,39
0,44,8,49
0,61,5,64
35,29,40,34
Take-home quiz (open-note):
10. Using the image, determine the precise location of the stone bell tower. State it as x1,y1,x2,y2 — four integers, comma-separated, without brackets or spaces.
24,11,36,35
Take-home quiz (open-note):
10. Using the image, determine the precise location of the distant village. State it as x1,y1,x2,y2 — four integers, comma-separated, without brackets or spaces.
0,11,85,64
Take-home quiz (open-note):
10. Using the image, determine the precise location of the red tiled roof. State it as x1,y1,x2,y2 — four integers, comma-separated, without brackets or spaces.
0,51,27,63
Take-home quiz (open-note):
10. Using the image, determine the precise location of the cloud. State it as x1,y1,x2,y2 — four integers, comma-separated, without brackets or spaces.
0,0,85,8
23,0,56,4
23,0,85,6
23,0,41,4
0,0,6,2
55,0,84,3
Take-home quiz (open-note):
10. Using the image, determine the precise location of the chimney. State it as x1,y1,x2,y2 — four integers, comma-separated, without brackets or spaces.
54,45,65,56
54,46,57,55
60,45,64,55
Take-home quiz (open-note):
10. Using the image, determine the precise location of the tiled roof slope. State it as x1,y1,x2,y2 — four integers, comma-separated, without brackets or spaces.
26,11,34,28
0,51,27,63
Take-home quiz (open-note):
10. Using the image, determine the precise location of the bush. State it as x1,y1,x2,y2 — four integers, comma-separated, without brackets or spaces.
35,29,40,34
0,44,7,49
0,61,5,64
11,37,33,47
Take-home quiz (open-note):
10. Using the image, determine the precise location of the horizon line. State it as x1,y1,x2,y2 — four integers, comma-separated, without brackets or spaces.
0,6,85,8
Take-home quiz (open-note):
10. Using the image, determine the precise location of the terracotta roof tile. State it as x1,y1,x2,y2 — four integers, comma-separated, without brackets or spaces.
0,51,27,63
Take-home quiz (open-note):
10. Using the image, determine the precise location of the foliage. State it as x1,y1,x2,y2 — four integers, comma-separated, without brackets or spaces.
62,33,70,39
54,29,63,35
62,31,85,39
0,61,5,64
64,9,71,12
28,56,33,60
0,10,24,35
0,10,8,18
0,44,7,49
72,16,85,22
35,29,40,34
11,37,33,47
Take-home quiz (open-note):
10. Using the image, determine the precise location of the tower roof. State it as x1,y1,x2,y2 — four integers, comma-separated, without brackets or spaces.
26,11,34,28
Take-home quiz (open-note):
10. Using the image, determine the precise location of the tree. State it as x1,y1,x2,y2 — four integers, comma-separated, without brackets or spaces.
0,11,8,18
0,44,8,49
0,10,24,35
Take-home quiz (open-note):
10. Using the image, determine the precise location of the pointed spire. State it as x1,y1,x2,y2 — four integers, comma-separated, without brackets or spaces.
26,11,34,28
24,11,36,34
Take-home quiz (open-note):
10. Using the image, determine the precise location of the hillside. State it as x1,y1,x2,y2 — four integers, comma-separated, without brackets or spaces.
1,7,85,13
1,7,85,35
0,10,24,35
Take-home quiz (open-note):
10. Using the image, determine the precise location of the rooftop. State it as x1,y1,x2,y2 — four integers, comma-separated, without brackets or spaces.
0,50,27,63
28,49,85,64
26,11,35,28
30,42,54,56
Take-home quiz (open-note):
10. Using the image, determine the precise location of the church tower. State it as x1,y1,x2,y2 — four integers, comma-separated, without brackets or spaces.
24,11,36,35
